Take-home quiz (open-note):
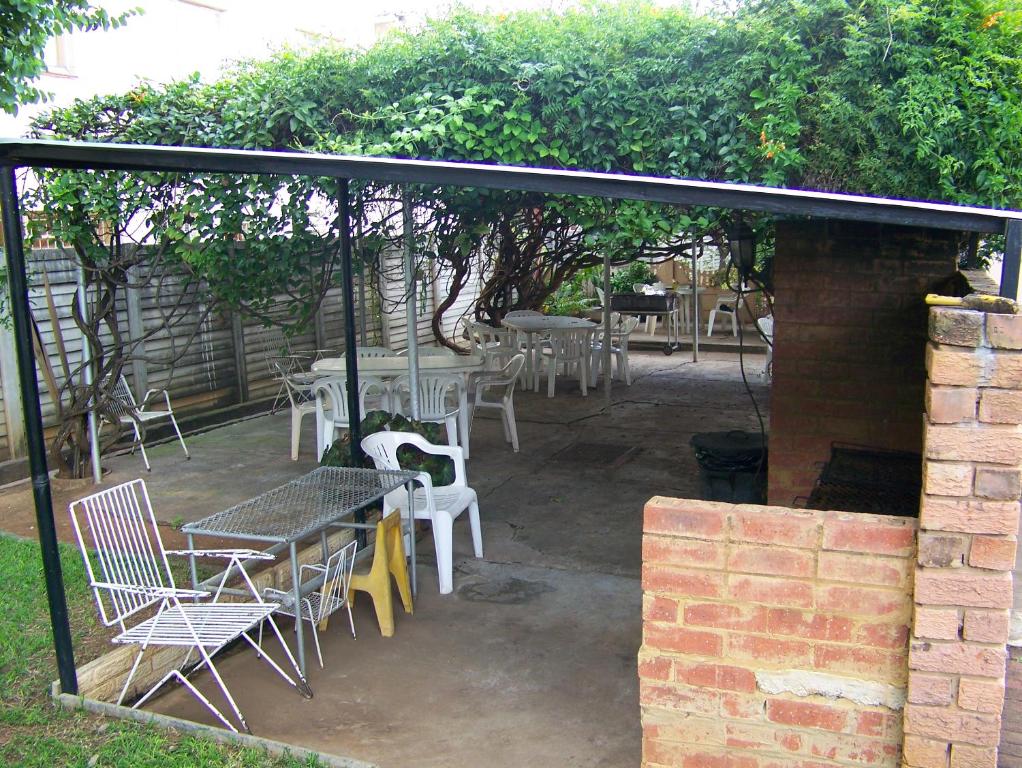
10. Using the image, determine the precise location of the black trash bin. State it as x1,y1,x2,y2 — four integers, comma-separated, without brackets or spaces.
690,431,768,504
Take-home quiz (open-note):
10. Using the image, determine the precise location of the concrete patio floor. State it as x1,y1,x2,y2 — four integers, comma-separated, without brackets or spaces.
11,348,770,768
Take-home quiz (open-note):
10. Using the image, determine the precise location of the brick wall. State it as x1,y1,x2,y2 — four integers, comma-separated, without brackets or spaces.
906,306,1021,768
769,221,960,505
640,496,916,768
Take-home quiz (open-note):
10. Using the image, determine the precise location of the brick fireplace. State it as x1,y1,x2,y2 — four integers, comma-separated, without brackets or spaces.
638,222,1020,768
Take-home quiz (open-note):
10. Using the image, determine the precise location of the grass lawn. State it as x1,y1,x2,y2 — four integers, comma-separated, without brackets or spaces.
0,533,322,767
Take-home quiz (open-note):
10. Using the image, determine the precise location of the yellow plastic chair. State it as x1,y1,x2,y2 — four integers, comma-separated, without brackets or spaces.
347,511,413,637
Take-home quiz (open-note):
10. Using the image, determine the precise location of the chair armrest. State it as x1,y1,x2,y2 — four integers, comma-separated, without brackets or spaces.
140,388,174,412
166,548,275,561
299,562,327,582
91,581,210,600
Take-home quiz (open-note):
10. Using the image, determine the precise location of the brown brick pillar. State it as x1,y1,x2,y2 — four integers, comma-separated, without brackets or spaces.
904,307,1022,768
769,221,959,505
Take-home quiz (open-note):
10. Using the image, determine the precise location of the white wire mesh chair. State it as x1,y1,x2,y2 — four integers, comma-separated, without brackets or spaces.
69,479,311,734
260,539,358,668
103,374,190,472
472,353,525,452
361,431,482,595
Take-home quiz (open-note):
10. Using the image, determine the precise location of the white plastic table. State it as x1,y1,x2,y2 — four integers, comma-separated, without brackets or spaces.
311,353,485,456
501,315,596,392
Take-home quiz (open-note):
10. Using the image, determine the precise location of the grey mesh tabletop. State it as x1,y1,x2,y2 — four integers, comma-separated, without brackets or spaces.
181,466,417,543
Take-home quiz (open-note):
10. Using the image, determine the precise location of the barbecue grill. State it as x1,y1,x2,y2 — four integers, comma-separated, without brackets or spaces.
610,291,681,354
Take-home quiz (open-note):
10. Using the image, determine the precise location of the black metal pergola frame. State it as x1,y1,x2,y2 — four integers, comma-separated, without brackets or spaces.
1,137,1020,698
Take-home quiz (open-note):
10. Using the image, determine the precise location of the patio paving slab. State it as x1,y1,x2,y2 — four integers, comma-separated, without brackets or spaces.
148,557,642,768
0,349,768,767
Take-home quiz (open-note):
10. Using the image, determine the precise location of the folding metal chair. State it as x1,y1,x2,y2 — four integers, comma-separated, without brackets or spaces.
104,374,189,471
69,479,311,733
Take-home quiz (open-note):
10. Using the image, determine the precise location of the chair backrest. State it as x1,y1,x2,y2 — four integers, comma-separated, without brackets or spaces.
393,374,461,420
272,360,313,407
616,315,640,335
469,321,515,349
105,374,140,419
632,282,647,294
69,479,173,629
315,539,358,620
362,430,467,489
484,354,525,397
401,347,456,357
595,285,605,305
756,315,774,341
355,346,395,358
313,376,384,424
547,327,593,359
504,310,543,320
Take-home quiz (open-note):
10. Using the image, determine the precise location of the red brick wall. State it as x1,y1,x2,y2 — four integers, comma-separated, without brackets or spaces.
640,496,916,768
906,307,1022,768
769,221,959,505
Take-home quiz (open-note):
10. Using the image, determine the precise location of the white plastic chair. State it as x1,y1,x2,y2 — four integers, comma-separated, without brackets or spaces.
312,376,388,458
361,431,482,595
504,309,544,320
267,359,317,461
392,373,469,458
354,346,396,358
261,539,357,668
467,321,519,372
69,479,309,734
399,346,457,357
104,374,189,472
757,314,774,382
472,353,525,452
537,327,593,397
708,294,739,336
592,315,640,385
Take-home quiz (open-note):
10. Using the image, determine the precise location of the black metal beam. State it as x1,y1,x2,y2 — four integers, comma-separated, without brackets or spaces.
0,138,1019,234
1001,219,1021,300
0,165,78,695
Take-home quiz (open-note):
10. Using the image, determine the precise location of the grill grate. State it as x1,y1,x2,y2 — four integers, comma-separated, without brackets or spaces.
806,443,921,518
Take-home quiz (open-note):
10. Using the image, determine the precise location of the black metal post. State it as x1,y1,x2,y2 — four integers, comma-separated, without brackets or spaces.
339,180,362,461
0,165,78,695
1001,219,1021,300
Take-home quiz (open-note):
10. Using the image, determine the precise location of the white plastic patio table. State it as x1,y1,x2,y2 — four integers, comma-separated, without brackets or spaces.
501,315,596,392
310,353,485,376
180,466,418,675
311,354,485,453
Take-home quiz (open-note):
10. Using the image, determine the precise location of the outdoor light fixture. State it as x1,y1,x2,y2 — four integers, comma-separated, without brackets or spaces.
727,217,756,280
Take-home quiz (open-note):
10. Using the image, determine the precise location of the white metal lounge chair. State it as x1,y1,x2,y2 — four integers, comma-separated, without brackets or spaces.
69,479,311,734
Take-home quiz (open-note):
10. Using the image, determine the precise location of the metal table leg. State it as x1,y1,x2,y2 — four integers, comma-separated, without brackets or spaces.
407,479,417,597
289,541,306,675
187,533,198,591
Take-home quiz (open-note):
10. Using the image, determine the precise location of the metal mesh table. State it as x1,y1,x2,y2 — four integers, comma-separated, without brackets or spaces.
182,466,418,673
